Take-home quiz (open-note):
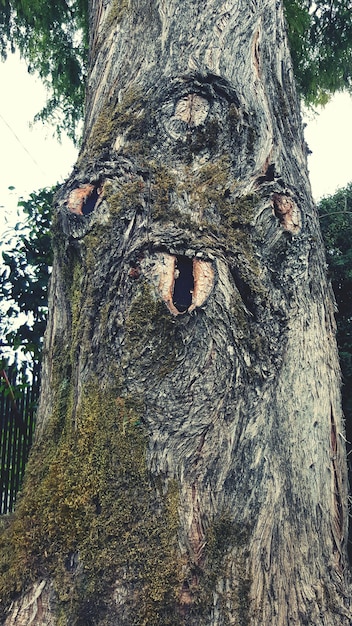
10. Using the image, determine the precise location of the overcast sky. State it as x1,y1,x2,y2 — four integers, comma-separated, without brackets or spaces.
1,53,352,236
0,55,77,235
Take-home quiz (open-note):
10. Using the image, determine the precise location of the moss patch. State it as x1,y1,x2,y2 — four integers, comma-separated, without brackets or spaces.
149,165,179,222
106,0,129,28
175,116,220,162
124,281,179,378
86,86,147,156
145,156,256,234
104,178,145,215
0,384,183,625
175,157,256,243
196,158,255,231
198,513,252,625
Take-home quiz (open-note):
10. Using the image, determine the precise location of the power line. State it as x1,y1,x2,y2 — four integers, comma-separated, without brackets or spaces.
0,111,47,177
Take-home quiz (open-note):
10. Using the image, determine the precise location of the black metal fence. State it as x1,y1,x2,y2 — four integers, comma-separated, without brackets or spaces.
0,364,40,514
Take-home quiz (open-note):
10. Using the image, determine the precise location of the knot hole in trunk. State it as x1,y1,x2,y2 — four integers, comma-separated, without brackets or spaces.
149,252,214,316
173,256,194,313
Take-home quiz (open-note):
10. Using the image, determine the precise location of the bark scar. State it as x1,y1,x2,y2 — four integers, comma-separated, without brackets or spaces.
272,192,301,234
253,27,261,78
330,406,344,553
153,253,214,315
174,94,209,127
67,183,102,216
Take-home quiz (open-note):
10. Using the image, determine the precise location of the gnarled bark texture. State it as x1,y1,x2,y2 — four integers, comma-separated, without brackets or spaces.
2,0,351,624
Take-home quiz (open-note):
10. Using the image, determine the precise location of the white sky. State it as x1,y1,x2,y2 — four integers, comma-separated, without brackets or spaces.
0,55,77,235
0,53,352,236
304,92,352,199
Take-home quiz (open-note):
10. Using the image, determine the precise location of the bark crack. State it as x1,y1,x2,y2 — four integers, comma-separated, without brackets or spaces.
330,406,344,560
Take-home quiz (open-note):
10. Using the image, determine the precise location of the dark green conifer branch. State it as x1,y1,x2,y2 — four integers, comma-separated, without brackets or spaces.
283,0,352,105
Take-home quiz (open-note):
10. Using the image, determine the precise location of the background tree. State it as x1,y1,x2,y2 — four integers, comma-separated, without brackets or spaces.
318,185,352,424
1,1,352,626
0,0,88,141
0,187,55,363
284,0,352,104
2,1,352,140
318,184,352,556
0,188,53,516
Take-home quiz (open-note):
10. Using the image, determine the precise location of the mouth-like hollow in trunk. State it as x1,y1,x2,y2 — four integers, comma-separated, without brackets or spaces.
173,256,194,313
149,252,214,316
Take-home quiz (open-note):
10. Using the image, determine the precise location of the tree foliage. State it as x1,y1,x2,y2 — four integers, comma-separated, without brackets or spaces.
0,0,88,141
0,187,55,363
1,1,352,139
283,0,352,104
318,185,352,433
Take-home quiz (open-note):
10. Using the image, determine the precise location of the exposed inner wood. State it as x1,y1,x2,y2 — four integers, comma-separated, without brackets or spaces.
149,252,214,316
174,94,210,126
272,192,301,233
67,184,100,216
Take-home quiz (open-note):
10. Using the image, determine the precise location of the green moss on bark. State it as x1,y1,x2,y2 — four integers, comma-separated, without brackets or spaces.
144,156,256,234
104,179,144,215
149,165,179,222
175,116,220,161
85,86,146,156
197,513,252,625
125,281,179,377
0,384,183,625
106,0,129,28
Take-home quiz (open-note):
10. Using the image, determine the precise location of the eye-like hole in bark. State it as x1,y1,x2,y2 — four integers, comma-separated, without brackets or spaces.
272,192,301,234
174,94,210,126
67,183,101,216
172,256,194,313
82,186,100,215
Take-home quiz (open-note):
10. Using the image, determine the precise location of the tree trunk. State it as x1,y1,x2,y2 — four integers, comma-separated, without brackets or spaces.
1,0,351,624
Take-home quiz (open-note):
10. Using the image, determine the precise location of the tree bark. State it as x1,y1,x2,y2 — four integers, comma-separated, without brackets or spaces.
1,0,351,624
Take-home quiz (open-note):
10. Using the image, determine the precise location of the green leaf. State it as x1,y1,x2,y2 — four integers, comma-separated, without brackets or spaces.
0,185,56,361
283,0,352,104
318,182,352,431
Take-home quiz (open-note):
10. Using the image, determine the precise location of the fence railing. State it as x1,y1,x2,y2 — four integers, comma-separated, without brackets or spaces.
0,364,40,514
